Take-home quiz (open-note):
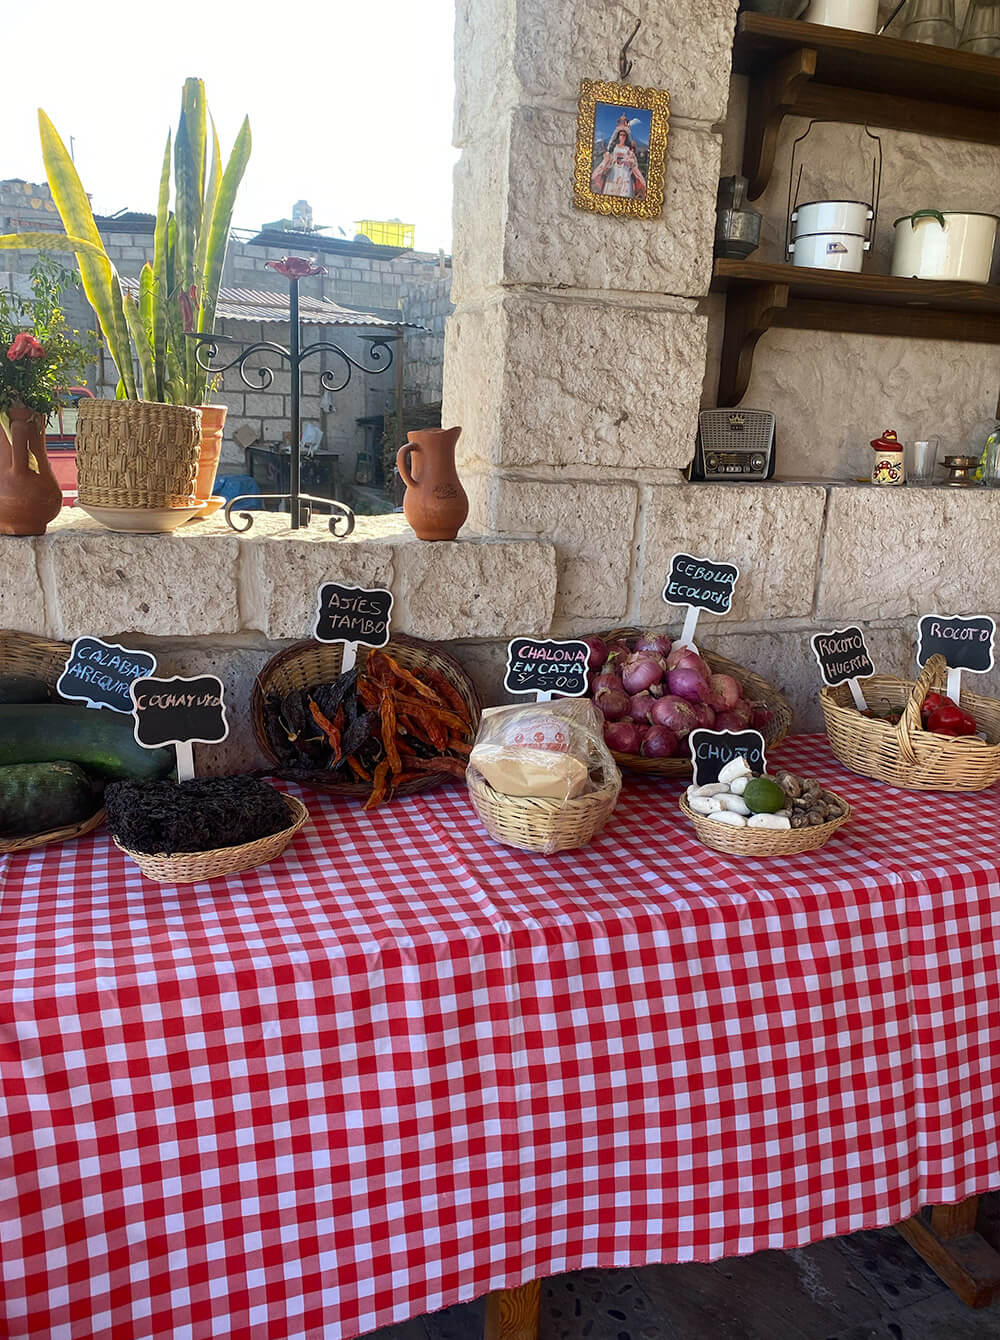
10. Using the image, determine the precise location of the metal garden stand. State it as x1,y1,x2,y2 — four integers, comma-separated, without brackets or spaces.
189,256,396,535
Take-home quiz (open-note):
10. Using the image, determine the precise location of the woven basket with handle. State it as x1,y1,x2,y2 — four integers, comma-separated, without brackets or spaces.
0,629,106,850
251,635,481,800
819,653,1000,792
467,738,622,855
76,399,201,509
598,627,793,777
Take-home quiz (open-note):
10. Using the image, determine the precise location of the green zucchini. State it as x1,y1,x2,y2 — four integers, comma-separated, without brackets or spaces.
0,674,51,704
0,761,96,835
0,705,174,781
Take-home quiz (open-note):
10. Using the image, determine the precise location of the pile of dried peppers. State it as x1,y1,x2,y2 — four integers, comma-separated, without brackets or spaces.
262,650,473,808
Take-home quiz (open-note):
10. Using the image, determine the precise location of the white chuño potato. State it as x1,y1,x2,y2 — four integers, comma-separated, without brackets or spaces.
747,814,792,830
690,782,730,798
729,775,750,795
718,794,751,815
718,757,753,785
708,810,747,827
689,794,725,815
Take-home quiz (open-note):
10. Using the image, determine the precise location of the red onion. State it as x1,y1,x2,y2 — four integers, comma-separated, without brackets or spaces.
592,670,623,700
665,646,709,678
690,701,716,729
641,724,679,759
649,694,697,737
604,720,642,753
582,634,608,671
714,709,749,731
730,698,753,725
621,653,664,696
667,665,709,703
597,688,630,721
605,639,631,666
628,692,656,723
705,672,742,712
751,703,773,731
633,632,673,657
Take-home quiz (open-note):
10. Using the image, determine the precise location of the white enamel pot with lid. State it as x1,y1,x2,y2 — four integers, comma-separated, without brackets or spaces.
787,199,874,272
891,210,999,283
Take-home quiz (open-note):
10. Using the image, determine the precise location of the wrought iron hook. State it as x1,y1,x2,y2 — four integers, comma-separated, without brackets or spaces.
619,19,640,82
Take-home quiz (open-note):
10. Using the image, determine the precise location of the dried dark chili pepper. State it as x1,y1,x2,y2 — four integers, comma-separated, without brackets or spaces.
280,689,310,740
313,666,359,720
262,697,300,764
342,710,377,759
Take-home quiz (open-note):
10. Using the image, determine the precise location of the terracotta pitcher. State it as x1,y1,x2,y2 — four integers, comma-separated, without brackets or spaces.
0,401,63,536
195,404,227,504
396,426,468,541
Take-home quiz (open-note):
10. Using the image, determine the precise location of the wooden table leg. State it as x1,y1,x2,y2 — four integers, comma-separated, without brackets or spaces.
897,1195,1000,1307
484,1279,541,1340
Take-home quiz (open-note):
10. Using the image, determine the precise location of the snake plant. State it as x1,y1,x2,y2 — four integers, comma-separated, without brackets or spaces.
0,79,250,406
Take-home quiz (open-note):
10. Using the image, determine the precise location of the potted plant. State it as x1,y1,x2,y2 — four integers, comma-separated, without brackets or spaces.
0,257,101,535
0,79,250,531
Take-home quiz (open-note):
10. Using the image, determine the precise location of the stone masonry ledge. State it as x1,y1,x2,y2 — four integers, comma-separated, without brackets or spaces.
0,510,558,643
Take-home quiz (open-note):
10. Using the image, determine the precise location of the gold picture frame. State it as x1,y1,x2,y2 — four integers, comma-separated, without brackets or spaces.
573,79,670,219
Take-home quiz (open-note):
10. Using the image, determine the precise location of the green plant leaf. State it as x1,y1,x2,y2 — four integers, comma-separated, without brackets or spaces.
123,289,156,400
151,131,172,402
199,115,251,349
35,111,137,398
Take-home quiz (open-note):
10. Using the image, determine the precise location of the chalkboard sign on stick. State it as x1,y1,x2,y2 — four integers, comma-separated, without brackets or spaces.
504,638,590,702
56,637,157,714
688,728,767,788
313,584,393,671
810,626,875,711
662,552,740,647
917,613,996,705
131,675,229,781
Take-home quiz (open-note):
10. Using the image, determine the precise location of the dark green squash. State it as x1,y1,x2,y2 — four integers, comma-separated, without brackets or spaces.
0,761,96,835
0,674,51,704
0,705,174,780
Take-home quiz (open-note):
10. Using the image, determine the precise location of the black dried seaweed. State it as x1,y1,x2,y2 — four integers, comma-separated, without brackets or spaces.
105,776,292,856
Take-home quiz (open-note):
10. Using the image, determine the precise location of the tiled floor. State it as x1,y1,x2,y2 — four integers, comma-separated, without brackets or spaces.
366,1201,1000,1339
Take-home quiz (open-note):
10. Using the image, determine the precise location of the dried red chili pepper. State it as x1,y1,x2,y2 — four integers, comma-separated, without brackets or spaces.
379,691,401,774
364,759,392,810
309,699,343,765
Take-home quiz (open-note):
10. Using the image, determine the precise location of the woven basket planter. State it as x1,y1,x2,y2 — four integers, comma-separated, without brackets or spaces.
598,627,793,777
252,635,482,801
114,794,309,884
0,629,105,850
678,791,852,857
467,744,622,854
76,399,201,509
819,653,1000,792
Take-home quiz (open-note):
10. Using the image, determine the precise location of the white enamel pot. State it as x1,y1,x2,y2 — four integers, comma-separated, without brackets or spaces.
802,0,878,31
891,211,999,283
792,200,873,238
788,231,869,271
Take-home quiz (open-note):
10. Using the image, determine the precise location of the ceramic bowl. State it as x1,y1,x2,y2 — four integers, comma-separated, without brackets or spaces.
77,502,204,533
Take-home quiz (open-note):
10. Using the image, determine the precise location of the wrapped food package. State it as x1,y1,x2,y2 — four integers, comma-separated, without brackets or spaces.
469,698,610,803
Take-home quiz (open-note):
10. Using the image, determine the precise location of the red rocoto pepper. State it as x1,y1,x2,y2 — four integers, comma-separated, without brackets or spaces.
926,702,977,736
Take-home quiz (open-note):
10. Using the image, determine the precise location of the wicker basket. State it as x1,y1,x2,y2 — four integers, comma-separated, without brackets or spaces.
0,630,106,849
114,794,308,884
819,653,1000,792
467,745,622,854
598,627,793,777
678,791,851,857
76,399,201,509
251,636,482,799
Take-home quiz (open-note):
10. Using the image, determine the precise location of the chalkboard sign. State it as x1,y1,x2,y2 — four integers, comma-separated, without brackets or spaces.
504,638,590,698
131,675,229,749
662,553,740,617
314,584,393,647
688,728,767,787
917,614,996,675
56,637,157,714
811,627,875,687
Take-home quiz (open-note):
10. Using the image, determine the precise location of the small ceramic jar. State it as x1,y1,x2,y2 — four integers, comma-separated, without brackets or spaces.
870,428,906,486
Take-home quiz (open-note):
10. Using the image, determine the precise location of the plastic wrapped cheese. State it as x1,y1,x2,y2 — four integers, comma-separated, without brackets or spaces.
470,747,589,800
468,699,611,804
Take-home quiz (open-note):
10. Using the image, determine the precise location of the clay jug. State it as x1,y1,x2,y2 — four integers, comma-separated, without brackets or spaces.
195,404,227,503
0,401,63,536
396,426,468,541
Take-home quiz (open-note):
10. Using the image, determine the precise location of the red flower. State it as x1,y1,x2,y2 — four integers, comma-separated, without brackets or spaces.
7,333,46,361
266,256,326,279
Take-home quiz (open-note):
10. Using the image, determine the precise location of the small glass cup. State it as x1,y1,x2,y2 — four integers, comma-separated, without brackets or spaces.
958,0,1000,55
909,436,940,484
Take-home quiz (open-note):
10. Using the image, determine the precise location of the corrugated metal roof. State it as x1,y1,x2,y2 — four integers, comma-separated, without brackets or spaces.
122,279,422,330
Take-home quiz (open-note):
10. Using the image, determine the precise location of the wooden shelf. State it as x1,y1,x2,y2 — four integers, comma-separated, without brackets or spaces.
711,259,1000,404
733,12,1000,196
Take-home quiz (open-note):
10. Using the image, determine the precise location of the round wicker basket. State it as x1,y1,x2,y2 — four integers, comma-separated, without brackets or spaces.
76,399,201,509
0,629,105,850
678,791,851,857
598,627,793,777
114,794,309,884
467,745,622,854
819,653,1000,792
251,636,482,799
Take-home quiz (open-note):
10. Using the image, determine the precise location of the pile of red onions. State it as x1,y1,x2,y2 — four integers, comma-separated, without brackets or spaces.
584,631,771,758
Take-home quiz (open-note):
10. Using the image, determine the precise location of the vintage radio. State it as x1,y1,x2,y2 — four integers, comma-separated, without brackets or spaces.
693,409,776,481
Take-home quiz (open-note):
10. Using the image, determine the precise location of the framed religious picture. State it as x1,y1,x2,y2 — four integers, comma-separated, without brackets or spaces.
573,79,670,219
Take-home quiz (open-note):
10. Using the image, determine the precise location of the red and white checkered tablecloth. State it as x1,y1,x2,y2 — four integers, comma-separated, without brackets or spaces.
2,734,1000,1339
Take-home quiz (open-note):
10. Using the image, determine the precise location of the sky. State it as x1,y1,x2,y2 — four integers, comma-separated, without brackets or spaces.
0,0,459,254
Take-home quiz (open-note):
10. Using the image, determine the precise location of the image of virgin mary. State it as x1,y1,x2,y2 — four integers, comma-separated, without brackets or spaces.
591,112,648,199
